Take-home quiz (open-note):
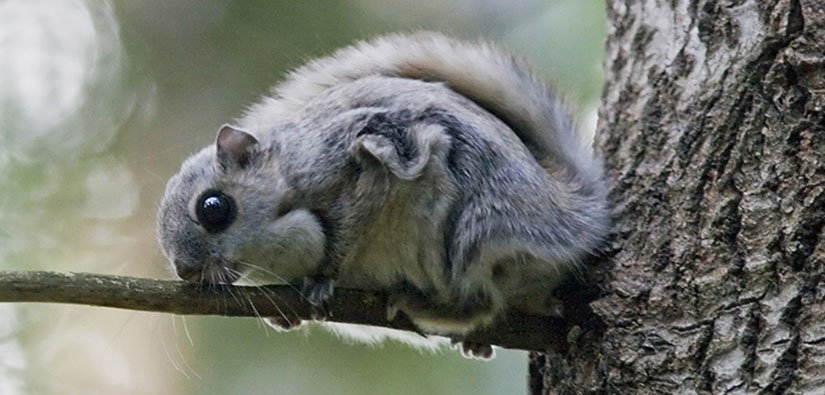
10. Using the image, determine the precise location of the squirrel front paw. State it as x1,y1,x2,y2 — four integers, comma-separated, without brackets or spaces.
302,276,335,320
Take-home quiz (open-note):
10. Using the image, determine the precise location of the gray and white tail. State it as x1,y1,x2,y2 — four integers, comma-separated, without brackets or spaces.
244,31,603,188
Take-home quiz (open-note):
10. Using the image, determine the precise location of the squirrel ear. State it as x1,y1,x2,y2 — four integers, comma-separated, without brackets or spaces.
350,122,450,181
216,125,259,170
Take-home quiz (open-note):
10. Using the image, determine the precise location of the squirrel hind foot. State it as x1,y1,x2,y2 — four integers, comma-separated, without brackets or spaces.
451,339,495,360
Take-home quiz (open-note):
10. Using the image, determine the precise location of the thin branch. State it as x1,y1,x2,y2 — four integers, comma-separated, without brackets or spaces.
0,270,567,353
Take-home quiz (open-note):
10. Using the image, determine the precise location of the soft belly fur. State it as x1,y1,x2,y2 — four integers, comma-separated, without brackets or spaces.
338,181,451,297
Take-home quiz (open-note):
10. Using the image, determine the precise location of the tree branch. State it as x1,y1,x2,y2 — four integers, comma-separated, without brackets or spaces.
0,270,567,353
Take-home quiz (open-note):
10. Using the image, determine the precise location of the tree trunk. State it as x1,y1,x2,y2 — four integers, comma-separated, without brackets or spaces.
530,1,825,393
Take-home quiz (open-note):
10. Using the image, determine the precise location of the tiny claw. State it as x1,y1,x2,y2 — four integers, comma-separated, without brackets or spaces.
386,293,403,322
386,304,399,322
310,304,331,321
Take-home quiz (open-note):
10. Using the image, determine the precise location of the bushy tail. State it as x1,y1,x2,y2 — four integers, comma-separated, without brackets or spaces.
247,32,603,187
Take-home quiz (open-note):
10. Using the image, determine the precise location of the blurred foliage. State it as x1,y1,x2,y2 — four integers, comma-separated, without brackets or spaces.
0,0,606,394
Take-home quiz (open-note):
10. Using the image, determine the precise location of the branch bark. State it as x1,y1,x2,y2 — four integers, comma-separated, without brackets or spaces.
0,270,566,353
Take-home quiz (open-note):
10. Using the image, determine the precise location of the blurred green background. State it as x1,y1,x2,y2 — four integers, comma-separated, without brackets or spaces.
0,1,606,394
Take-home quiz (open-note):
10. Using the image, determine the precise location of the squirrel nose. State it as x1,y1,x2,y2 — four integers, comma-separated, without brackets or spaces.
175,262,202,283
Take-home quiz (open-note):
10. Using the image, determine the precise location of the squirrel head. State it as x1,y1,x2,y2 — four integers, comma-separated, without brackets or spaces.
156,125,325,285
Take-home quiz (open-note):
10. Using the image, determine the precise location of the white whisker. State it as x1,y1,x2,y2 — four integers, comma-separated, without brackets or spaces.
162,317,190,380
248,282,297,329
222,270,245,309
236,260,312,304
181,316,194,347
173,325,203,380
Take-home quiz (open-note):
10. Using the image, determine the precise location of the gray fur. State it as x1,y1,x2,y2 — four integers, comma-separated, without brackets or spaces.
157,33,609,357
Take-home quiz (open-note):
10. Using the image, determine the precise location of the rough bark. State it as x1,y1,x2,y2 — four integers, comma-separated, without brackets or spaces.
531,0,825,394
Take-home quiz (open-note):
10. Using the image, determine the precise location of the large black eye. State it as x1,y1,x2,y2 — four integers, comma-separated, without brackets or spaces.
195,190,236,233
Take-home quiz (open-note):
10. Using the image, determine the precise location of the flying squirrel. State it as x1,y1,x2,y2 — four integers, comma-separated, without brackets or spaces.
157,32,609,358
